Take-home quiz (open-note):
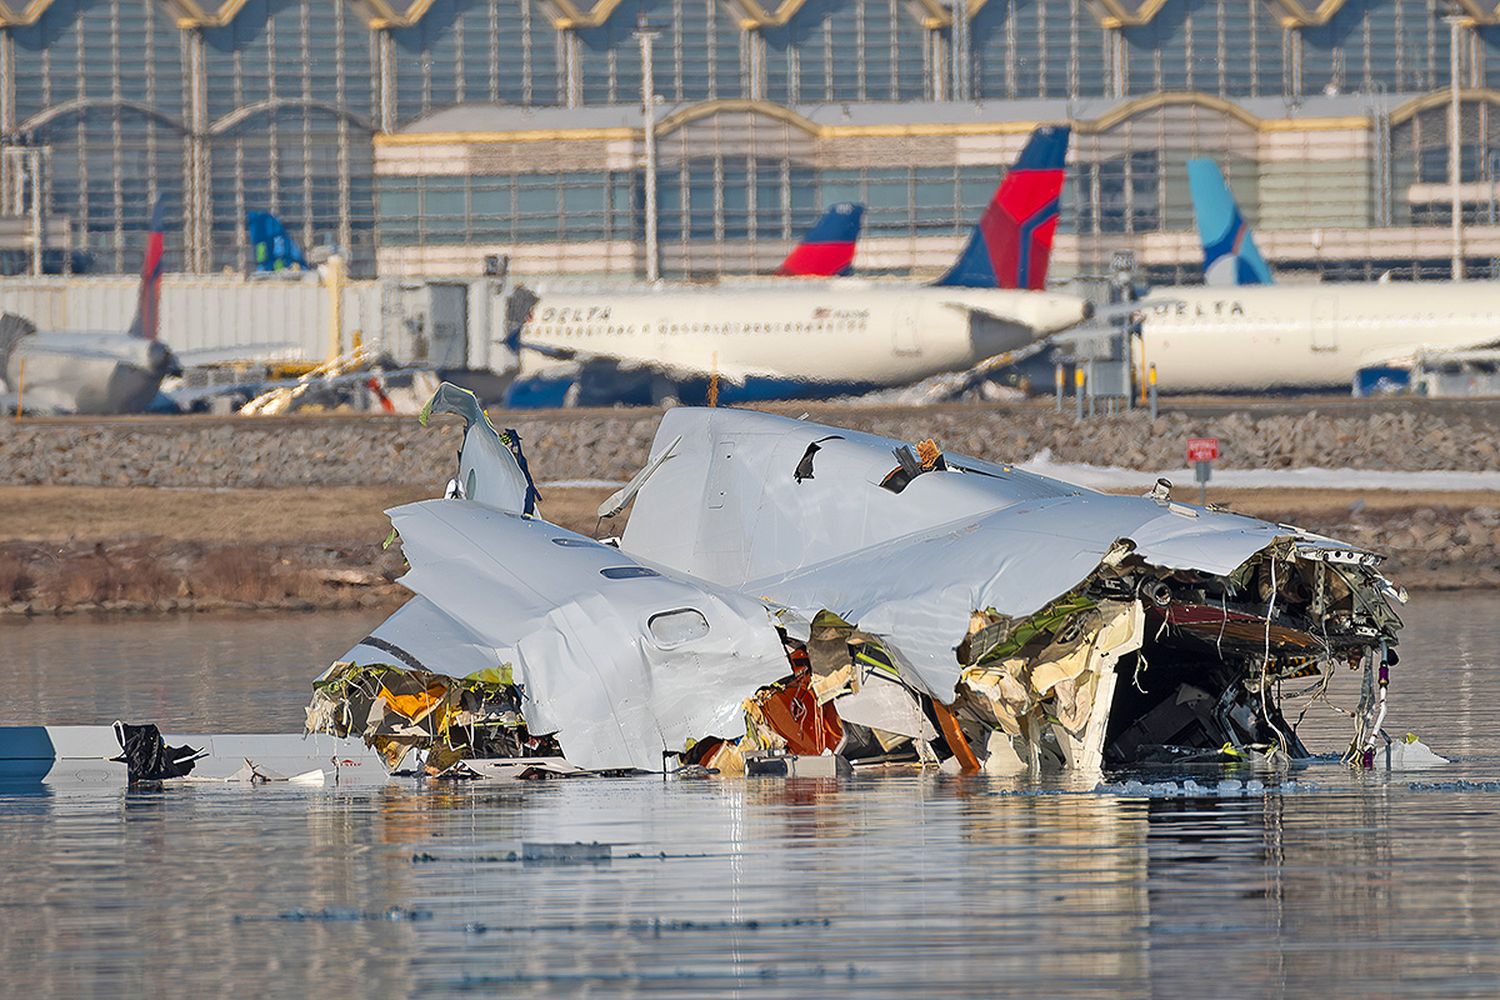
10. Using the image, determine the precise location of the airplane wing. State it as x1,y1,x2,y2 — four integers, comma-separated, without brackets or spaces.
172,342,304,365
940,301,1012,324
1356,336,1500,370
518,343,757,385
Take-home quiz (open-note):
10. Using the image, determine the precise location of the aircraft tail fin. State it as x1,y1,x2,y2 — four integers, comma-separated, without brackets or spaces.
127,196,167,341
933,124,1069,290
246,210,310,273
421,381,541,515
776,202,864,276
1187,159,1273,287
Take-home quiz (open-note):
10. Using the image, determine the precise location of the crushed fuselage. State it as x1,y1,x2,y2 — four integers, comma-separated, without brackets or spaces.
306,386,1405,776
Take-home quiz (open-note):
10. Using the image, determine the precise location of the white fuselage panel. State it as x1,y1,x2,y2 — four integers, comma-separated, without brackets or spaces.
1137,281,1500,391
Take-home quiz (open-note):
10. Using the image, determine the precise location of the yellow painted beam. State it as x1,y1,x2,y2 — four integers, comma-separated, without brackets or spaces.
0,1,57,28
545,0,627,30
1267,1,1349,28
1389,87,1500,125
1093,0,1171,29
655,97,823,135
728,0,811,28
1453,1,1500,25
375,126,637,145
355,0,441,30
374,91,1398,152
728,0,951,31
167,0,252,29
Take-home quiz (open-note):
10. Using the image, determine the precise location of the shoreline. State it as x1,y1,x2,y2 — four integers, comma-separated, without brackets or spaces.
3,484,1497,616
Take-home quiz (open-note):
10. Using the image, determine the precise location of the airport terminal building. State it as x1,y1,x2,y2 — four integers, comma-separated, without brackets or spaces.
2,0,1499,283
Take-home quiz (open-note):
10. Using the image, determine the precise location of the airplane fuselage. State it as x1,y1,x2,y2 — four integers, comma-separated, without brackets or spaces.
6,332,176,414
518,282,1090,398
1136,281,1500,392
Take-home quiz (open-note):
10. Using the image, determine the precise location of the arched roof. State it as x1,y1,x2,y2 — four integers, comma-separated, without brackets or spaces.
1389,88,1500,126
379,92,1378,147
19,97,186,132
657,99,821,136
210,98,375,135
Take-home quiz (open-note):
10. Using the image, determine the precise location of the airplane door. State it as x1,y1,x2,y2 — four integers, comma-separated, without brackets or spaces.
1310,295,1338,352
893,300,921,355
428,282,470,368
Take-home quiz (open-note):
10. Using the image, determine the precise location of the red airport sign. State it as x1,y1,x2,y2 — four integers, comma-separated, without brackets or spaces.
1186,437,1219,463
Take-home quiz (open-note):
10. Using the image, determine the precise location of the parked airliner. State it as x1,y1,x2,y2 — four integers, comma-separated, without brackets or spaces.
0,197,180,414
509,125,1089,405
1125,160,1500,392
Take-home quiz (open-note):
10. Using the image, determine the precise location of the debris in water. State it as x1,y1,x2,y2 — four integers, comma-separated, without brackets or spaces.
296,383,1411,781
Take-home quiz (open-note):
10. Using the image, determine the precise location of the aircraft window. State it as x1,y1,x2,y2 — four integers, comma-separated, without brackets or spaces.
600,566,660,580
648,608,710,645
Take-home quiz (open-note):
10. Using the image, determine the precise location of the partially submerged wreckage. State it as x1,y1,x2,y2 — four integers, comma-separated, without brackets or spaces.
302,384,1409,779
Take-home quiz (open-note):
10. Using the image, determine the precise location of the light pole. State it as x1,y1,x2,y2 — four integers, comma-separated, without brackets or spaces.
636,15,661,283
1489,151,1500,227
1442,8,1466,280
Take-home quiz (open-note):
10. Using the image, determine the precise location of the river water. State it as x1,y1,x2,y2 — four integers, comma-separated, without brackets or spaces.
1,593,1497,997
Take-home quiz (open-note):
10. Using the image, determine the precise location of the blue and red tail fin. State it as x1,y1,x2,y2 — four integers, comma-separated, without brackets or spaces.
127,195,167,341
776,202,864,277
246,209,309,273
934,124,1069,290
1187,159,1272,287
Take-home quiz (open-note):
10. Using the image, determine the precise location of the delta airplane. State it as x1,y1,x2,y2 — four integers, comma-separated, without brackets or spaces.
509,125,1090,405
0,197,181,414
1125,159,1500,392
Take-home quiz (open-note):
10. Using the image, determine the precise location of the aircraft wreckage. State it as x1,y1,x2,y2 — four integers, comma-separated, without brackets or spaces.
296,383,1409,779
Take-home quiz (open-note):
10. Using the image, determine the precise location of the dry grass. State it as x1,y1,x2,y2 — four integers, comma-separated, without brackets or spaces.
0,484,616,544
0,554,34,601
0,538,399,611
190,545,335,604
2,482,1495,613
51,552,176,605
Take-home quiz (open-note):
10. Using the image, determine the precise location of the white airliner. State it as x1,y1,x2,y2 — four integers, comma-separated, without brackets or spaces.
1121,160,1500,393
509,125,1090,405
1135,283,1500,392
0,197,180,414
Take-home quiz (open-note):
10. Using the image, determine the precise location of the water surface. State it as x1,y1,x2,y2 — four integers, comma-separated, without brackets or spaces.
1,594,1497,996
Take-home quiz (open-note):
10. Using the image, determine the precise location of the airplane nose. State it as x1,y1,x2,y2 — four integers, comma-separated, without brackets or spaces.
1080,300,1095,321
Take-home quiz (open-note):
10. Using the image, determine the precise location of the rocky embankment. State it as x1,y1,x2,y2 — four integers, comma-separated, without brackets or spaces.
2,403,1498,614
3,403,1499,488
1305,506,1500,590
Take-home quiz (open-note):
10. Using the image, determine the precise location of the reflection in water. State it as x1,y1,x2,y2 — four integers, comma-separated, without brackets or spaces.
0,593,1498,995
0,609,387,730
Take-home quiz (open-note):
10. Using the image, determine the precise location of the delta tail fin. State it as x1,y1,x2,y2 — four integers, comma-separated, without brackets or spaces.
776,202,864,277
246,210,309,273
127,196,167,341
1187,159,1272,287
934,125,1069,290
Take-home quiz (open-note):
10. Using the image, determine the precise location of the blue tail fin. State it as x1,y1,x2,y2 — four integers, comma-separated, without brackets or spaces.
1187,159,1272,287
246,210,309,272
